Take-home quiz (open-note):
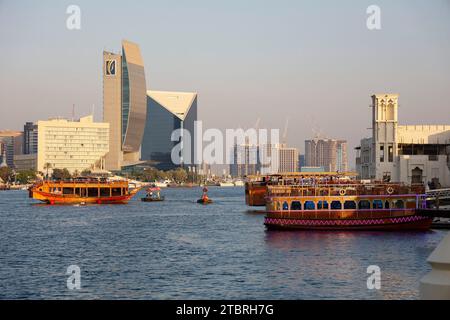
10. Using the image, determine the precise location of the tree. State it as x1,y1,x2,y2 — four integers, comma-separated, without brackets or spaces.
81,169,91,176
15,170,37,184
0,167,13,183
52,168,71,180
171,168,188,183
43,163,52,179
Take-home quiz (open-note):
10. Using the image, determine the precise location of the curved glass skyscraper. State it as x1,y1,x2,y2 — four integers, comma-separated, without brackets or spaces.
103,40,147,171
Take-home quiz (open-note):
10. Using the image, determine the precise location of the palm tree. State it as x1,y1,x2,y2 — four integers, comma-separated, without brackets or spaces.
43,163,52,180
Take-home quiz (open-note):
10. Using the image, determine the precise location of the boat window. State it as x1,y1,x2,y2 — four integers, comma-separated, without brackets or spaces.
304,201,315,210
373,200,383,209
100,188,110,197
87,188,98,197
395,200,405,209
385,200,390,209
112,188,121,196
63,188,73,195
291,201,302,210
358,200,371,209
282,201,289,210
331,201,342,210
344,201,356,209
318,201,329,210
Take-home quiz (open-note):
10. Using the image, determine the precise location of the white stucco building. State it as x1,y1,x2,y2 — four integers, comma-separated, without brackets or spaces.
37,115,109,174
356,94,450,187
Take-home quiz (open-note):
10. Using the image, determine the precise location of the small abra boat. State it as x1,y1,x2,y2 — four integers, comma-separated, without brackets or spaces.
141,187,165,202
264,175,433,231
197,187,213,204
29,178,141,205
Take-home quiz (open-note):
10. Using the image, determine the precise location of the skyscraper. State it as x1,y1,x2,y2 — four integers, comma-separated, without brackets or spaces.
141,90,198,170
305,138,348,172
23,122,38,155
103,40,147,171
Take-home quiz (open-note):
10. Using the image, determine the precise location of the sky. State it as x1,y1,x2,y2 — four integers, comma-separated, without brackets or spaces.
1,0,450,168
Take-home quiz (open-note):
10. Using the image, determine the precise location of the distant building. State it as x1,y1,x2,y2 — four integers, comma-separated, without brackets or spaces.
305,138,348,172
260,144,299,174
0,130,23,168
36,115,109,174
301,166,325,172
298,154,306,171
23,122,38,155
230,143,259,177
141,90,198,171
103,40,147,171
14,154,37,171
356,94,450,187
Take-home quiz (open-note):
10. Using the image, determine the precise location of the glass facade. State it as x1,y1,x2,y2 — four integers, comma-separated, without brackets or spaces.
141,96,197,171
121,50,130,144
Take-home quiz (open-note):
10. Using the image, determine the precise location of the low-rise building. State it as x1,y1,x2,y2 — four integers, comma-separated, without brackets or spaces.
356,94,450,187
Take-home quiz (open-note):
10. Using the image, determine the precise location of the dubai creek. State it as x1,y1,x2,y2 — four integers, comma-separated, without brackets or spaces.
0,187,447,300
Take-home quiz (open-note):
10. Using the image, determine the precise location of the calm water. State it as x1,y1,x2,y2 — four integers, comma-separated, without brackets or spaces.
0,187,447,300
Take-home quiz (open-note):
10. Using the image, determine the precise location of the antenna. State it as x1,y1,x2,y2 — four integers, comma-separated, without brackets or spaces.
72,104,75,121
92,104,95,120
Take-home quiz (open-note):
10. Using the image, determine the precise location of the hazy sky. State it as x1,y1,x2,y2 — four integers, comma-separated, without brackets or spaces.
1,0,450,166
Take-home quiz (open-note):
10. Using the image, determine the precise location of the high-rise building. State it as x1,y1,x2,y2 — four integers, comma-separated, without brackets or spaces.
23,122,38,155
0,131,23,168
36,115,109,174
141,90,198,170
356,94,450,186
305,138,348,172
298,154,306,171
259,143,299,174
103,40,147,171
230,142,259,177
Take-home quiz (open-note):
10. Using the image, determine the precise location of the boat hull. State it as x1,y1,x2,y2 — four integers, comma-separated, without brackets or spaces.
30,190,138,205
264,214,432,231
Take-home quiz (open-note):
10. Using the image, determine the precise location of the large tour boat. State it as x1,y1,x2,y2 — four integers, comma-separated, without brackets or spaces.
263,174,433,231
245,172,357,206
29,178,141,204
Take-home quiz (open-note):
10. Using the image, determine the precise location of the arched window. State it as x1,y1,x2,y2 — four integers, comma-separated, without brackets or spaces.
304,201,315,210
385,200,390,209
344,201,356,209
331,201,342,210
318,201,329,210
291,201,302,210
282,201,289,210
373,200,383,209
358,200,371,209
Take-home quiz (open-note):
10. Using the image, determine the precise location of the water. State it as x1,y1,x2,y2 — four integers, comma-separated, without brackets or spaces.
0,187,447,299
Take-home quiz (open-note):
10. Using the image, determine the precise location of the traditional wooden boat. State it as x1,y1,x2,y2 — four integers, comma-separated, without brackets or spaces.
245,172,358,207
29,178,141,204
264,177,432,231
141,187,165,202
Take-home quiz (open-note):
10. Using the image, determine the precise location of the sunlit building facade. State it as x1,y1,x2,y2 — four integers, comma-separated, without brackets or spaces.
356,94,450,187
103,40,147,171
36,115,109,174
141,90,198,170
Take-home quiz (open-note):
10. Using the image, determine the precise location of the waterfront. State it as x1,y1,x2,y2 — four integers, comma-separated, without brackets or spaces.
0,187,447,299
